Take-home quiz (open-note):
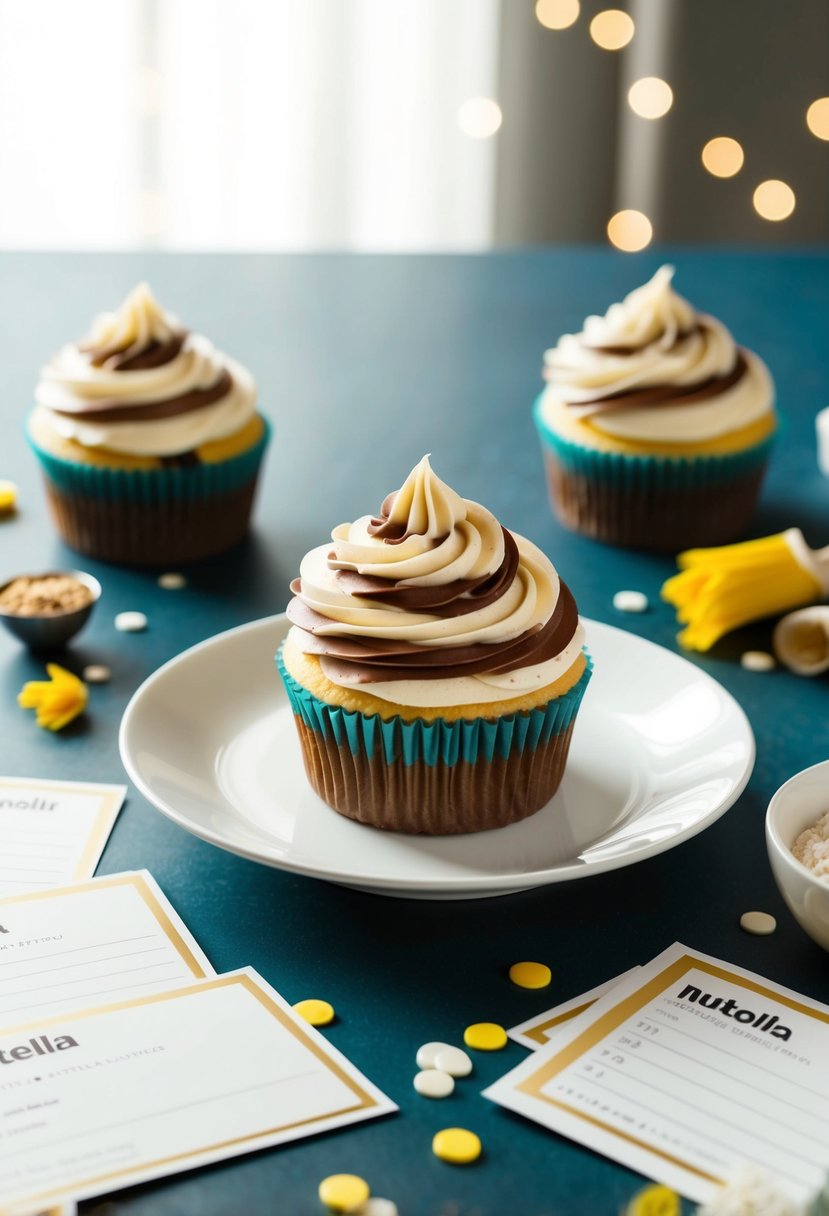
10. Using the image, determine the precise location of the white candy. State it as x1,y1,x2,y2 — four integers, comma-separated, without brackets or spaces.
740,911,777,936
817,405,829,477
115,611,148,633
360,1200,399,1216
413,1069,454,1098
82,665,111,684
612,590,648,614
433,1045,473,1077
740,650,775,672
158,572,187,590
416,1040,452,1070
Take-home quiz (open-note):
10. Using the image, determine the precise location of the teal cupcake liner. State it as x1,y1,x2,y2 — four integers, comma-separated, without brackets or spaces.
27,414,271,505
277,646,592,769
532,392,774,490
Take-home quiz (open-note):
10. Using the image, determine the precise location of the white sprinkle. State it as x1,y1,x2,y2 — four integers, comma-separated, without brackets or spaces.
740,650,775,672
158,572,187,590
433,1045,473,1077
360,1200,399,1216
413,1069,455,1099
740,911,777,936
115,611,148,633
612,590,648,614
416,1040,452,1070
82,664,111,684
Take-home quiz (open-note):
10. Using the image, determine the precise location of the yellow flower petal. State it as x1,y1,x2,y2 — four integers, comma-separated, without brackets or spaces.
18,664,88,731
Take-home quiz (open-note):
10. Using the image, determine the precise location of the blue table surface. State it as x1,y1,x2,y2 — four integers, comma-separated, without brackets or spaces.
2,249,828,1216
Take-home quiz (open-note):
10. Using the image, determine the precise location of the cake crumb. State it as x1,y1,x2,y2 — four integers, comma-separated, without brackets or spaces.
792,810,829,882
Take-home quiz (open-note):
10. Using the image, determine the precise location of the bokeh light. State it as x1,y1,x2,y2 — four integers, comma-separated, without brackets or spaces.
457,97,503,140
607,209,652,251
589,10,634,50
627,77,673,120
752,179,796,222
806,97,829,140
701,136,744,178
535,0,580,31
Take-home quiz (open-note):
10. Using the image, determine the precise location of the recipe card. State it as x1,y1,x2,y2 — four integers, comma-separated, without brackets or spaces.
486,943,829,1204
509,967,642,1050
0,871,213,1024
0,969,396,1211
0,778,126,896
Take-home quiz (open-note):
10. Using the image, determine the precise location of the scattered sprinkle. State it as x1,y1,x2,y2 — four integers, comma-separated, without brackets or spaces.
158,572,187,590
18,663,88,731
293,998,335,1027
115,611,148,633
360,1201,398,1216
413,1068,454,1098
509,961,552,990
83,664,111,684
740,911,777,936
415,1041,452,1070
741,650,775,672
318,1173,370,1212
432,1127,482,1165
625,1182,680,1215
433,1046,472,1077
463,1022,507,1052
0,480,17,513
613,589,649,614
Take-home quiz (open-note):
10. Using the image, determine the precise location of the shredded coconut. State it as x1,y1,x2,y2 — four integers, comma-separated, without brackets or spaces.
697,1165,804,1216
792,810,829,882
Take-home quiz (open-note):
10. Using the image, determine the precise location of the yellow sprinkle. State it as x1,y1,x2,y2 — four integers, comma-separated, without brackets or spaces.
318,1173,370,1212
509,961,552,990
0,480,17,513
626,1183,680,1216
463,1022,507,1051
432,1127,482,1165
293,998,335,1027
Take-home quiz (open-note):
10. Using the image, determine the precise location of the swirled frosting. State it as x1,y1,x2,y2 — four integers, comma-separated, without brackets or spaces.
540,266,774,443
32,283,256,458
286,455,584,707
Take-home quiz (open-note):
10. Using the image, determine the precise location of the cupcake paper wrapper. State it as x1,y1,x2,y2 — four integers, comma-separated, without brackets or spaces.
277,647,592,768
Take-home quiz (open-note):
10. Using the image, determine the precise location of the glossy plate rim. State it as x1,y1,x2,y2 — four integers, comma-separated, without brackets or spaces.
119,614,755,897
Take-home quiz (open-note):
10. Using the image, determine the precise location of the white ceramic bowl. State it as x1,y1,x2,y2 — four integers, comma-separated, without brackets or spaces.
766,760,829,951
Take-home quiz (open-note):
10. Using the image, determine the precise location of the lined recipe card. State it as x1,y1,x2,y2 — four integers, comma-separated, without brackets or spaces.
0,871,214,1023
0,778,125,896
0,969,396,1211
509,967,642,1050
486,943,829,1204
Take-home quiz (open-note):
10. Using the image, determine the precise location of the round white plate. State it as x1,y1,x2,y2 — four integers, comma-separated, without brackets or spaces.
119,615,754,900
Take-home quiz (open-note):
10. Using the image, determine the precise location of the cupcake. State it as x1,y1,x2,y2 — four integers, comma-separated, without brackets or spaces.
278,455,591,835
28,283,270,565
533,266,776,551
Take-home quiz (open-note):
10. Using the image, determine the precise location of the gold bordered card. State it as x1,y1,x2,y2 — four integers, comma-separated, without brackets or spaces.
0,871,214,1025
0,969,396,1210
485,942,829,1204
0,778,126,896
509,967,642,1050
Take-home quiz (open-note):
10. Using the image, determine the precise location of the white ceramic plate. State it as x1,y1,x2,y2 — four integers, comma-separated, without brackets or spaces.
119,615,754,900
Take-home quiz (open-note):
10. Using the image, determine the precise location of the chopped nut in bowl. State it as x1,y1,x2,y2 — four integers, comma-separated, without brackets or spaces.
0,571,101,649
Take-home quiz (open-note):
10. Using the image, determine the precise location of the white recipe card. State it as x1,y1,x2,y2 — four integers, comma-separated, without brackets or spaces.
486,943,829,1204
509,967,642,1050
0,969,396,1211
0,778,126,896
0,871,214,1024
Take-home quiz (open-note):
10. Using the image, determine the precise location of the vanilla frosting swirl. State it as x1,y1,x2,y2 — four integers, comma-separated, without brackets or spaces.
287,456,584,707
540,266,774,443
33,283,256,457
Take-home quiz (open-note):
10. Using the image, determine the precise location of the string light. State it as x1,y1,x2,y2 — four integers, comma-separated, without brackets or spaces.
589,10,634,50
607,209,652,251
457,98,503,140
806,98,829,141
628,77,673,120
535,0,580,30
752,180,795,222
701,137,744,178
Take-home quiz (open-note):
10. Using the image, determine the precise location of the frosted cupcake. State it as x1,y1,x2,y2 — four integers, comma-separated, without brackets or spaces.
28,283,270,564
533,266,776,551
278,455,591,835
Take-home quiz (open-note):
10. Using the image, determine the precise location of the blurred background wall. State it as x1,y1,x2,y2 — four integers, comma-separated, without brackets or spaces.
0,0,826,250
